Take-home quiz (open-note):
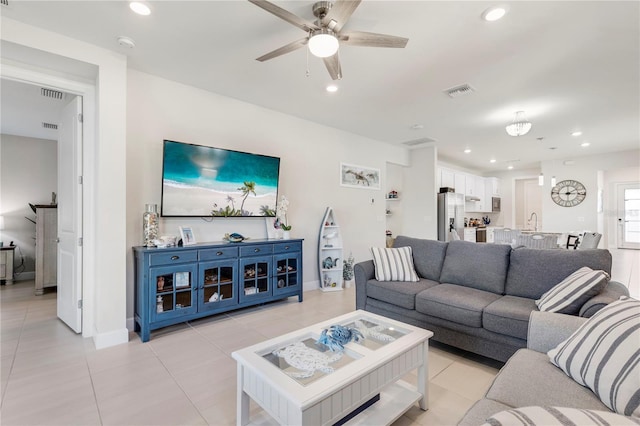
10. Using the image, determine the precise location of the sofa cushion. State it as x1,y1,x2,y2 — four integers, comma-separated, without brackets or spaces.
481,406,640,426
486,349,610,411
439,241,511,294
366,278,439,310
415,284,501,328
505,248,612,299
458,399,515,426
483,296,537,340
393,236,448,282
548,297,640,417
535,266,609,314
370,246,419,282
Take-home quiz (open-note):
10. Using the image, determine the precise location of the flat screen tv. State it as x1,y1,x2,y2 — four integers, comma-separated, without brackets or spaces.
161,140,280,217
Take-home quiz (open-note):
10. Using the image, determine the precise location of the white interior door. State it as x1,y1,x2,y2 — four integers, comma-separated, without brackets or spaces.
523,179,542,230
57,95,83,332
618,183,640,249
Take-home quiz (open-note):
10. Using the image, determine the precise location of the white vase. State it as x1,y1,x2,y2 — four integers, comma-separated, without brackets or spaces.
344,279,354,289
282,230,291,239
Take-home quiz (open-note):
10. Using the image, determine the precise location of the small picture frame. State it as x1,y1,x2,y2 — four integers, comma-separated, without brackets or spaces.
179,226,196,245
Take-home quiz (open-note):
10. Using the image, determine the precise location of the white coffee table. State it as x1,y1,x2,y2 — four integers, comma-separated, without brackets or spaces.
232,310,433,426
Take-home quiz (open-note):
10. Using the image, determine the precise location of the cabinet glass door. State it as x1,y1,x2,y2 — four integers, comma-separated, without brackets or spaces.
273,253,300,296
239,256,271,302
199,260,238,312
151,264,197,321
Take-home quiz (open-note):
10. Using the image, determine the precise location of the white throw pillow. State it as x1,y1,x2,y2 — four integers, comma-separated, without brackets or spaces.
481,406,640,426
535,266,609,314
370,246,419,282
547,297,640,417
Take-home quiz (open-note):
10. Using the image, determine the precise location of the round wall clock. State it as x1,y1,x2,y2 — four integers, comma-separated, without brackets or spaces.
551,179,587,207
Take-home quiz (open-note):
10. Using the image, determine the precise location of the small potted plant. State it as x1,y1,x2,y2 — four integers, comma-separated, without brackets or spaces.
276,195,292,238
343,253,355,288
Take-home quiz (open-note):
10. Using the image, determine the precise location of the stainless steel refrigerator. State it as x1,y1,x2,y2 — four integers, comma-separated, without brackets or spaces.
437,192,465,242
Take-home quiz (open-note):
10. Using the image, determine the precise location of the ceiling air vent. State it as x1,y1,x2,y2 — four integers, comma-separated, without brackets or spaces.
41,88,64,100
42,122,58,130
444,83,475,98
402,137,436,147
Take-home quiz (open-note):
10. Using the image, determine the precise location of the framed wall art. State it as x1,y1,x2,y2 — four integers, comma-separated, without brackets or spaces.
179,226,196,245
340,163,381,190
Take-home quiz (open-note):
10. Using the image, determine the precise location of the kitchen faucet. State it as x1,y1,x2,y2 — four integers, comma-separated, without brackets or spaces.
528,212,539,231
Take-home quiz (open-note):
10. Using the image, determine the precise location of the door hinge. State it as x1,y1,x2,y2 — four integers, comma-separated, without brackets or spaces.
77,113,83,123
78,237,83,246
78,300,83,309
78,175,83,184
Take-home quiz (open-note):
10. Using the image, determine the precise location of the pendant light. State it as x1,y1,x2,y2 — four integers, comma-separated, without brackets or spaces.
506,111,532,137
551,176,557,187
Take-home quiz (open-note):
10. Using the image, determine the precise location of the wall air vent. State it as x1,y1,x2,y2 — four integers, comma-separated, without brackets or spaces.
42,122,58,130
41,88,64,100
444,83,475,98
401,137,436,147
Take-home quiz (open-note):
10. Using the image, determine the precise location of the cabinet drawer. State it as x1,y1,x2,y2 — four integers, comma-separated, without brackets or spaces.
273,242,302,254
240,245,273,257
149,250,198,266
199,247,239,261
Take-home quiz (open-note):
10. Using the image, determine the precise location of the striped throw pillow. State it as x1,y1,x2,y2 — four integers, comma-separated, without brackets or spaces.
535,266,609,314
370,246,419,282
548,297,640,417
481,406,640,425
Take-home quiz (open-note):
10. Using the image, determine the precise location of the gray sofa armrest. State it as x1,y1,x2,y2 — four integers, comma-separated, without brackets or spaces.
579,280,629,317
354,260,375,310
527,311,587,353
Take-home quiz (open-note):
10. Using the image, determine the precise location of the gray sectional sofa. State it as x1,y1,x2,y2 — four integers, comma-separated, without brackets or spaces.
458,311,617,424
354,236,629,362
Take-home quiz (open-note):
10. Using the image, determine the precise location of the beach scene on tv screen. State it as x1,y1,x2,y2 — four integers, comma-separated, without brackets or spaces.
162,141,279,217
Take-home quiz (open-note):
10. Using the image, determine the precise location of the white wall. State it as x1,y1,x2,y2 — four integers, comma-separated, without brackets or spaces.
0,134,57,276
125,69,409,321
541,150,640,234
2,17,129,348
402,145,438,239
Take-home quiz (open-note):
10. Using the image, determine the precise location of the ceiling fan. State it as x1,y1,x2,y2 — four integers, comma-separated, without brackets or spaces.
248,0,409,80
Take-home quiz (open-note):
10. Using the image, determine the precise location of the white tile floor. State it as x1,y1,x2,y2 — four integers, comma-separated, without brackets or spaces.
1,247,637,426
1,283,501,426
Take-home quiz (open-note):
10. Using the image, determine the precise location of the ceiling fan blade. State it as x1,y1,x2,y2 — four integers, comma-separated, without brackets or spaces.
321,0,362,32
340,31,408,48
323,54,343,80
248,0,320,33
256,38,308,62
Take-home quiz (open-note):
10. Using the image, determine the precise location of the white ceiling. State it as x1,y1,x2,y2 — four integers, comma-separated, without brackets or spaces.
2,1,639,172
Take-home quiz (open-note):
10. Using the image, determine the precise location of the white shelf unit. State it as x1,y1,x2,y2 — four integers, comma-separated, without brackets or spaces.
318,207,343,292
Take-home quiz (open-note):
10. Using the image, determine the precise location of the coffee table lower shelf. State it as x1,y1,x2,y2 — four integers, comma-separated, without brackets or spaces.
245,381,421,426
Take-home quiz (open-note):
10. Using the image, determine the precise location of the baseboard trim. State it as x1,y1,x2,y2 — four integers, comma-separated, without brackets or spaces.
93,327,129,349
126,317,135,332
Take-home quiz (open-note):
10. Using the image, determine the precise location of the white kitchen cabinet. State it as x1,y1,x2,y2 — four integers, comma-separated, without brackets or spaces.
488,177,501,196
454,173,466,195
464,228,476,242
465,176,476,196
486,227,495,243
440,168,455,189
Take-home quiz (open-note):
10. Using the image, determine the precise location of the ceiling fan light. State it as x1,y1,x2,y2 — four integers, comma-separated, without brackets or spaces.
309,31,339,58
505,111,532,136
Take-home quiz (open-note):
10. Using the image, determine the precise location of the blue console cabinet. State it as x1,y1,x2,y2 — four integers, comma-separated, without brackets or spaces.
133,239,303,342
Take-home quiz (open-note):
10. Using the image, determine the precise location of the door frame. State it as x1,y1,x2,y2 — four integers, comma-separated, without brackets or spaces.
2,63,96,338
616,182,640,249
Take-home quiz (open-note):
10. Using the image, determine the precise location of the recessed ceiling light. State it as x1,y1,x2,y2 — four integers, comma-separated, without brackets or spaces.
117,36,136,48
464,149,471,154
129,2,151,15
571,131,582,137
508,165,514,170
326,85,338,93
490,159,497,163
581,142,590,147
482,6,507,21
